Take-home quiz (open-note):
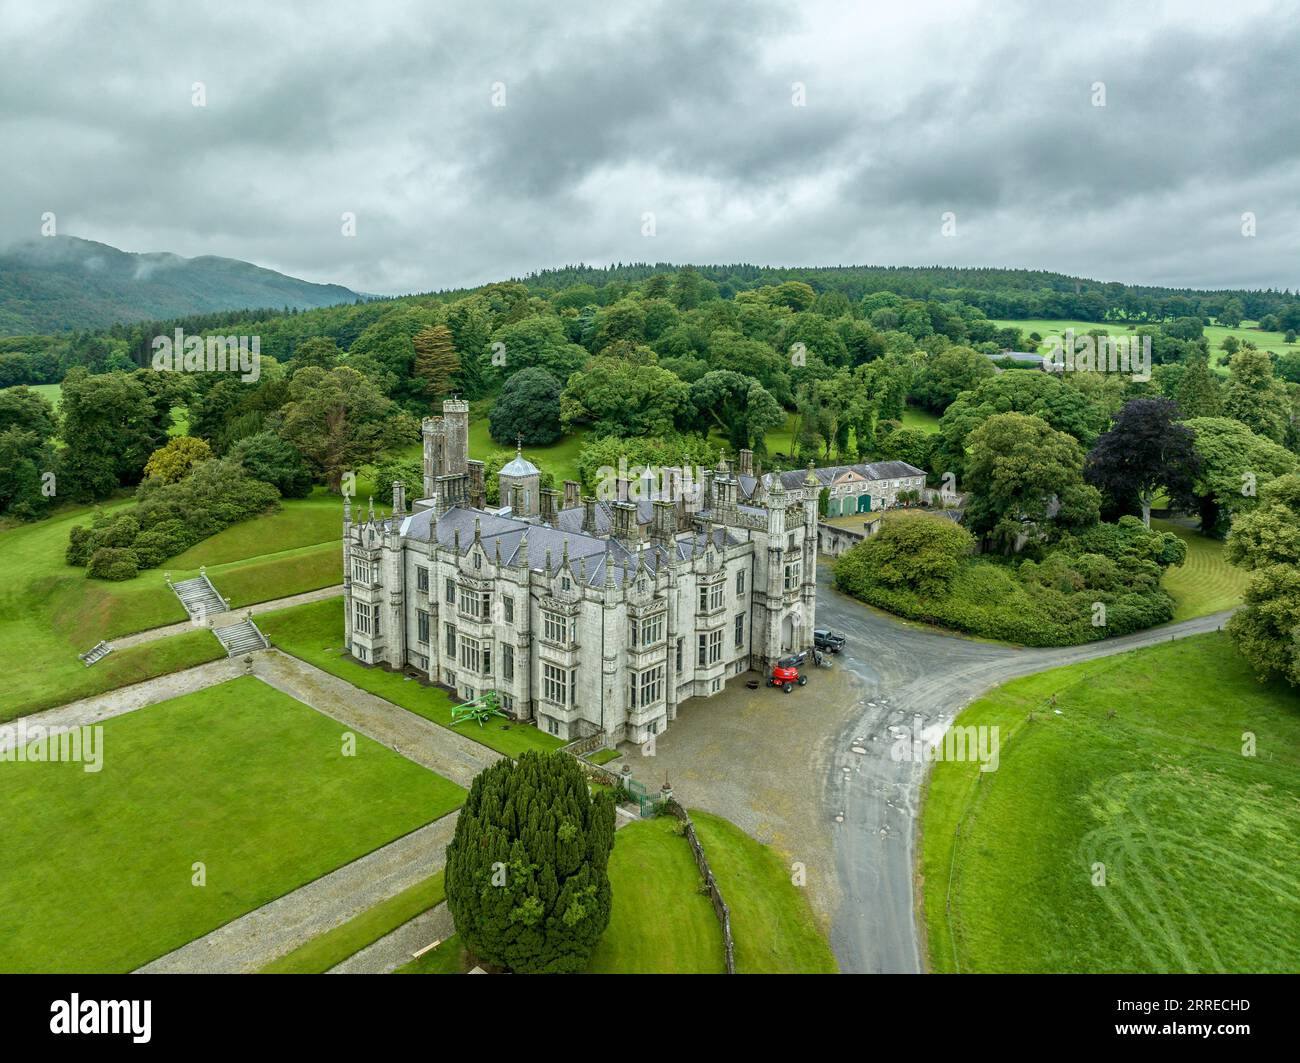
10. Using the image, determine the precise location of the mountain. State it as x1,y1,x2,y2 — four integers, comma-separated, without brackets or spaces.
0,236,362,335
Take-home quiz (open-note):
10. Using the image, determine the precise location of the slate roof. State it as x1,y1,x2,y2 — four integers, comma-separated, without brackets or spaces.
739,461,925,498
391,505,738,587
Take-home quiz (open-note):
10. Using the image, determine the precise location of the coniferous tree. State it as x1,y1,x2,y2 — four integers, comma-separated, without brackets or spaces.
1173,355,1221,419
412,324,461,400
445,751,615,973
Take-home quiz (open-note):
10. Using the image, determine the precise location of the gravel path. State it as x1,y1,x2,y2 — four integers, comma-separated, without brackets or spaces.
251,650,501,788
329,904,456,974
0,657,242,752
137,815,459,974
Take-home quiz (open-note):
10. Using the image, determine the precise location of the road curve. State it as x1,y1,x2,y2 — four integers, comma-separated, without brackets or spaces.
815,563,1234,974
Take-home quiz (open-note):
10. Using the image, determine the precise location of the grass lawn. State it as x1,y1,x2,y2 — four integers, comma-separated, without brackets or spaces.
691,810,838,973
257,597,564,758
169,487,342,567
260,872,446,974
1153,518,1249,622
0,676,464,972
0,491,347,721
469,416,585,484
900,404,942,434
920,633,1300,973
587,815,725,973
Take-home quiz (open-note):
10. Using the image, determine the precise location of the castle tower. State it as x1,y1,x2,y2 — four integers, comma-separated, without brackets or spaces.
442,398,469,476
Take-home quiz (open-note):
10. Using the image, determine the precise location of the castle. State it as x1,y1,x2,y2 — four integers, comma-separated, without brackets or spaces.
342,399,819,744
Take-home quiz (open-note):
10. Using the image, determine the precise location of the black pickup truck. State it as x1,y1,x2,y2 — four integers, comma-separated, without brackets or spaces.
813,629,846,653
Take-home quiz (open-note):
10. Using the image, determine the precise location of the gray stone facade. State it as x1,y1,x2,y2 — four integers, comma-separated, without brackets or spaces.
342,400,819,744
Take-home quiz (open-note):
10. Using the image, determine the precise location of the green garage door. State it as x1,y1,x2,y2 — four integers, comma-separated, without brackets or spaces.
827,496,842,517
857,494,871,513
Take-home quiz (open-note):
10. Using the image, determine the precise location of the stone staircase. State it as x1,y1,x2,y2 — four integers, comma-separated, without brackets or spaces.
79,641,113,667
169,571,227,623
212,619,269,657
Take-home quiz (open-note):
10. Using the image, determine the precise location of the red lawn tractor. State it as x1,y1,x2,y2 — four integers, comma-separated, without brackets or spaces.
767,652,810,693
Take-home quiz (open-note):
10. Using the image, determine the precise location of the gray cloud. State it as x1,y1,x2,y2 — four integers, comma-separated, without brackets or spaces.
0,0,1295,294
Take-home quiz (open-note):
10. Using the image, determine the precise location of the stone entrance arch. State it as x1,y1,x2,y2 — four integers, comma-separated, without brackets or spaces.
781,614,795,652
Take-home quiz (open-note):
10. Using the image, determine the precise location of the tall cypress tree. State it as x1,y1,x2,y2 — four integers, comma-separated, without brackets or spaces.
1174,355,1221,419
445,751,615,973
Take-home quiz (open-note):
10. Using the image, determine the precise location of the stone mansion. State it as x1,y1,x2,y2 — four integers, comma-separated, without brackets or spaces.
342,400,819,744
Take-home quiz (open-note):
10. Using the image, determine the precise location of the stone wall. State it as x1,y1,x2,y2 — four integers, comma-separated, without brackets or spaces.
817,520,879,557
664,799,736,974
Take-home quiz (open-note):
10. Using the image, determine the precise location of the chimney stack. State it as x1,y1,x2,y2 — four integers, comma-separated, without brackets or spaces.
739,449,754,477
467,460,485,510
611,500,637,543
651,498,676,543
392,480,406,515
563,479,581,510
582,496,598,535
540,487,560,525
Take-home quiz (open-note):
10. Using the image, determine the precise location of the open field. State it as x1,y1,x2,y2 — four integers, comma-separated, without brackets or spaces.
992,317,1300,372
0,676,463,972
920,633,1300,973
0,492,345,721
691,810,838,973
257,597,564,759
6,381,63,408
1152,517,1249,622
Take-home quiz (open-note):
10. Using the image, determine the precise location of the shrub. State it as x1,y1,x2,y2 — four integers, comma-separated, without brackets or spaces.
68,459,280,574
87,547,138,581
228,432,313,498
66,524,96,566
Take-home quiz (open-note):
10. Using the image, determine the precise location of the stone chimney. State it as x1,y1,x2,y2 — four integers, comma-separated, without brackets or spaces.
392,480,406,515
615,476,632,502
611,500,638,543
651,499,676,543
582,496,598,535
510,481,523,515
540,487,560,525
738,449,754,477
563,479,581,510
467,460,485,510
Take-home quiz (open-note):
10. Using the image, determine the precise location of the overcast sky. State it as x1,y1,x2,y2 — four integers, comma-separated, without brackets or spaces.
2,0,1296,295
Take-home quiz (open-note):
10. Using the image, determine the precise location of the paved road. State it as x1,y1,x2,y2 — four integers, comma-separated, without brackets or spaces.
815,563,1234,974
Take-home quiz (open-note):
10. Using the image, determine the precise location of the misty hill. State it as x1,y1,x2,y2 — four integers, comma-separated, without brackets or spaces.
0,236,361,335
